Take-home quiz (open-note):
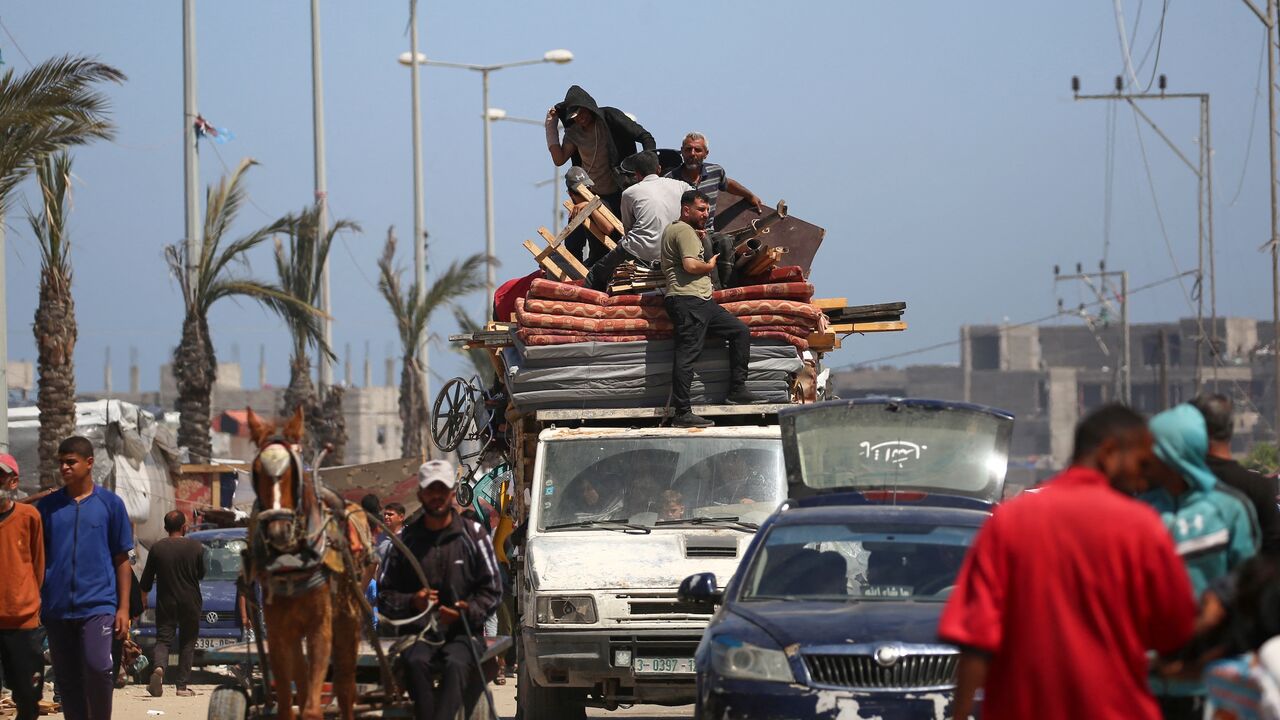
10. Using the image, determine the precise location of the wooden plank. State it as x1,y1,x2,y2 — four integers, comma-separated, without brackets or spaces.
523,239,566,280
553,196,601,245
813,298,847,310
538,228,588,279
830,321,908,334
563,199,617,250
571,183,625,236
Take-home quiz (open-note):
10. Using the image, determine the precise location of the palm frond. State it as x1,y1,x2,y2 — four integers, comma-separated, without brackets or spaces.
25,152,73,278
0,55,125,209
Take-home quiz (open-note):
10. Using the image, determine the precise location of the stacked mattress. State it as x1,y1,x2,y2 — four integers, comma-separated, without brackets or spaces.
514,279,822,350
502,278,820,411
502,339,804,411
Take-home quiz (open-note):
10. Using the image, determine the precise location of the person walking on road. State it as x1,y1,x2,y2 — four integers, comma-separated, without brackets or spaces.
379,460,502,720
0,454,45,720
37,436,133,720
941,404,1199,720
140,510,206,698
1140,403,1260,719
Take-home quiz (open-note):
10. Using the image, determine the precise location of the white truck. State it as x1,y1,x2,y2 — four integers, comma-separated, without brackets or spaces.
512,406,790,719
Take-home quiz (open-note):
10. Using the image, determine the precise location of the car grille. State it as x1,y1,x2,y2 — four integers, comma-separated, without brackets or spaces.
803,652,958,690
202,611,237,624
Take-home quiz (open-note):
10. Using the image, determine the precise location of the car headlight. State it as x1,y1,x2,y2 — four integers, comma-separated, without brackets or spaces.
535,596,597,624
711,636,794,683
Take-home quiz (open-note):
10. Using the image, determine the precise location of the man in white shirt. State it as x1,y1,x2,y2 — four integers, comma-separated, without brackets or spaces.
584,151,692,291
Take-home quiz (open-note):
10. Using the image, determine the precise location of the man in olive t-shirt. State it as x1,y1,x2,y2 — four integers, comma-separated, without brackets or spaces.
660,190,762,427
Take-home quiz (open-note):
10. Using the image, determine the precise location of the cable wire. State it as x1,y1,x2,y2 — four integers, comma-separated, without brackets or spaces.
0,17,33,68
1229,27,1268,208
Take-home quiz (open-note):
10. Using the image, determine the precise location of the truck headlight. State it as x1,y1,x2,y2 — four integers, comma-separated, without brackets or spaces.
535,596,597,624
711,636,794,683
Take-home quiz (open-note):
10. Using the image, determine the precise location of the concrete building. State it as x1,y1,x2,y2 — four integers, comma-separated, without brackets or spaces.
833,316,1275,488
81,360,405,466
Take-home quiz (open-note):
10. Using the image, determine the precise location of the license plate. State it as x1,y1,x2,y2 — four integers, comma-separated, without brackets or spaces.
194,637,237,650
633,657,695,675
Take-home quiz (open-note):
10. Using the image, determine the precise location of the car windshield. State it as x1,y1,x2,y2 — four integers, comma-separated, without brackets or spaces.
782,403,1012,502
202,537,247,582
538,437,784,531
741,522,976,602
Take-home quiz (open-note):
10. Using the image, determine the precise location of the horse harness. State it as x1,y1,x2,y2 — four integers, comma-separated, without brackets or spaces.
246,437,349,599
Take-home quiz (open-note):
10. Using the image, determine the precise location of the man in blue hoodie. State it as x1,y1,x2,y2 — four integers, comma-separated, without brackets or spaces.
1141,404,1260,720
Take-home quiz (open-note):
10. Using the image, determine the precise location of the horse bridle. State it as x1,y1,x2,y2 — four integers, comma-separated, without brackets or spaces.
253,436,319,551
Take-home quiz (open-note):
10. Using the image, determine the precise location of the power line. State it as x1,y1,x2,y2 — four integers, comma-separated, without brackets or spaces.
847,271,1195,367
0,17,33,68
1128,103,1197,312
1137,0,1170,92
1229,27,1268,207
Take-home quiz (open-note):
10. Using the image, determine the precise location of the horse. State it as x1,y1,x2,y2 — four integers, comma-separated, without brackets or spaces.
243,407,373,720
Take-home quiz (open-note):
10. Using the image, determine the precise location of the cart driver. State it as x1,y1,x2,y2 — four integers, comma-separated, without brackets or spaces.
379,460,503,720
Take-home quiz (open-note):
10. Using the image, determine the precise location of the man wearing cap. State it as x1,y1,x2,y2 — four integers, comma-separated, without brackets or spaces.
664,132,765,232
583,151,692,291
0,454,45,720
379,460,503,720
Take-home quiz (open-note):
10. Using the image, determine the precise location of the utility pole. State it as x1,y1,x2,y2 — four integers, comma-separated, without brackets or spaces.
1055,264,1131,405
310,0,332,388
1072,75,1215,393
407,0,430,443
1158,328,1170,409
182,0,200,294
1233,0,1280,440
0,213,7,451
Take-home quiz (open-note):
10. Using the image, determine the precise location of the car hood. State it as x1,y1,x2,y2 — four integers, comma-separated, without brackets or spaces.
728,599,946,648
201,579,237,610
528,531,748,591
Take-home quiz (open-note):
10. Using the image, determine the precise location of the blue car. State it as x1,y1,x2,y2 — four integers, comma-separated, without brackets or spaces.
136,527,249,664
680,398,1014,720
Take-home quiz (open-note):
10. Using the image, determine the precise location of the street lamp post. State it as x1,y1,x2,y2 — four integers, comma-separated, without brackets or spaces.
398,49,573,313
488,109,563,232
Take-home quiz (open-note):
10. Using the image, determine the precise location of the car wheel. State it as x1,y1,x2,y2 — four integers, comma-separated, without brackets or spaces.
515,645,585,720
207,684,248,720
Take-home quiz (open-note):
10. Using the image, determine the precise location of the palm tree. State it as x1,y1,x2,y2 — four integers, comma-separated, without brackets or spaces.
0,55,125,212
273,205,360,465
27,153,77,489
164,158,321,462
376,227,486,459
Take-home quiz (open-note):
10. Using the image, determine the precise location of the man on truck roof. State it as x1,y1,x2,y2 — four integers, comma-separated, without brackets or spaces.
660,189,764,428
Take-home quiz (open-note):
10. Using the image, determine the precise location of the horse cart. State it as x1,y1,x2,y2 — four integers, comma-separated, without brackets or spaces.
209,407,510,720
201,636,510,720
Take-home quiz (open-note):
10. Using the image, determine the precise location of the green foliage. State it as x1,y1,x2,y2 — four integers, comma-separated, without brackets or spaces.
1244,442,1279,475
0,55,124,211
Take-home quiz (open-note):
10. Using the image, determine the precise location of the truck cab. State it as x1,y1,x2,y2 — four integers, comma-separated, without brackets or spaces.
516,415,786,719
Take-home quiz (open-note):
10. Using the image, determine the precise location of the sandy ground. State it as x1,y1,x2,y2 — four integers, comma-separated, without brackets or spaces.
41,668,691,719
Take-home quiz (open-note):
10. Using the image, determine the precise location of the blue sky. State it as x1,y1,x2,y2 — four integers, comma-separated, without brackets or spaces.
1,2,1271,396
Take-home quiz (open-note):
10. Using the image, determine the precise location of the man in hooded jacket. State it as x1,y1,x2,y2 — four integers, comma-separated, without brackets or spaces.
546,85,656,265
1140,403,1260,720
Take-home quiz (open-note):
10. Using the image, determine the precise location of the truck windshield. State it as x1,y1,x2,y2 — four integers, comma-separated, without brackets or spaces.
741,523,976,602
539,437,784,531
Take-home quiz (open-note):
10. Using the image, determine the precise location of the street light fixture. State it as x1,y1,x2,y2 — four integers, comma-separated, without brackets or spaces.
399,50,574,312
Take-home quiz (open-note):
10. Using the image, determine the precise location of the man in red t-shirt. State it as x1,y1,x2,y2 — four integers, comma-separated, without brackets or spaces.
0,454,45,720
939,404,1197,720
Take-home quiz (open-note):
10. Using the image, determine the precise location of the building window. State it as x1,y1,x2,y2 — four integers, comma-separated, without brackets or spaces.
971,335,1000,371
376,425,387,445
1141,333,1182,368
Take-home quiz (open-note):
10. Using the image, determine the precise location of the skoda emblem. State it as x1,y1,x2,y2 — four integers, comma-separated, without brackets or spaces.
206,612,219,625
873,645,900,668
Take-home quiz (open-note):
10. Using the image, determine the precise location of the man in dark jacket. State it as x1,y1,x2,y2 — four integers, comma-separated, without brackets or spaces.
140,510,205,698
1192,393,1280,554
380,460,502,720
546,85,656,265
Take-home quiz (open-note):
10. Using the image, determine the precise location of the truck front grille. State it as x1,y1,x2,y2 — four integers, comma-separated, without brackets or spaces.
802,652,958,690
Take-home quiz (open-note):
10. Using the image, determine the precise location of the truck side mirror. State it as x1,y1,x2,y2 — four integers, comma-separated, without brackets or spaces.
678,572,722,606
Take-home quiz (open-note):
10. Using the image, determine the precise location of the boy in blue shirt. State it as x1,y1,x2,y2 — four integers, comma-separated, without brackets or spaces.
37,436,133,720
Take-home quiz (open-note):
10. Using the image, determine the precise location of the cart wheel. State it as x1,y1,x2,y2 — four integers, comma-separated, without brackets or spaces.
207,684,249,720
456,481,475,507
431,377,478,452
